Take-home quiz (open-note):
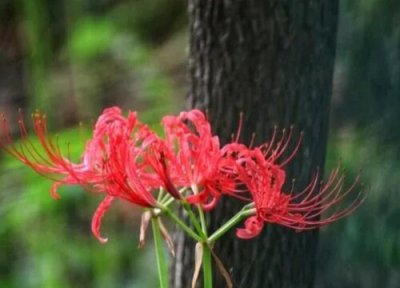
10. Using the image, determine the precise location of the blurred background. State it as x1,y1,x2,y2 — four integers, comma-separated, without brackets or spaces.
0,0,399,287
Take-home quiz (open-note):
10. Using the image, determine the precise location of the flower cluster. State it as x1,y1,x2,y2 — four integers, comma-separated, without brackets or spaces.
0,107,362,242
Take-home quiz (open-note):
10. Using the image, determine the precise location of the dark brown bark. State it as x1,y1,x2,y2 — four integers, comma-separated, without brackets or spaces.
172,0,338,287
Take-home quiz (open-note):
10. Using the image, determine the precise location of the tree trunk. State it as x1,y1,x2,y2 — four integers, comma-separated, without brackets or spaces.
172,0,338,287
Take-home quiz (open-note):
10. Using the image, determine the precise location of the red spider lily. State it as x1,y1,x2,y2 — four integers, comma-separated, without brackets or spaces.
235,149,363,239
0,107,169,242
216,122,304,203
80,108,186,242
160,110,236,210
218,126,361,239
90,107,160,206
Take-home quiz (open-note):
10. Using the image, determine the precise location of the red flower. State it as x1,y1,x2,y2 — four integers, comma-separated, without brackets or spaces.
234,143,362,239
0,107,164,242
67,107,184,242
90,107,159,205
160,110,235,210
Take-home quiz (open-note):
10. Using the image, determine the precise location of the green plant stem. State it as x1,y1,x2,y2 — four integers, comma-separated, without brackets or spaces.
152,217,169,288
157,188,165,202
191,185,213,288
208,208,256,243
161,196,174,207
182,201,206,238
192,185,208,235
159,191,172,204
160,187,187,206
160,205,203,242
202,244,213,288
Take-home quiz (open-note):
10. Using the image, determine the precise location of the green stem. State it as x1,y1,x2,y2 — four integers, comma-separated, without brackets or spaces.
208,208,256,243
160,187,187,206
191,185,213,288
159,191,171,205
202,244,213,288
161,195,174,207
192,185,208,236
160,205,203,242
182,201,206,238
157,188,165,202
151,217,169,288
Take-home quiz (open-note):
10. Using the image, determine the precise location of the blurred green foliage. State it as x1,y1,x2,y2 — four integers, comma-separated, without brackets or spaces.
109,0,185,44
15,0,184,126
318,132,400,288
333,0,400,138
19,0,51,112
1,0,185,287
69,18,117,61
316,0,400,287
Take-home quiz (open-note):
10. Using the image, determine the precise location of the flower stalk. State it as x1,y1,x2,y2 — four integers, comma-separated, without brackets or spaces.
151,217,169,288
160,204,203,243
202,243,213,288
191,185,214,288
208,207,256,243
182,201,206,238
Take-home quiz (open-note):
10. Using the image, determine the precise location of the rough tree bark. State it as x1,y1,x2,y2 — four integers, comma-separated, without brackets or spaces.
172,1,338,287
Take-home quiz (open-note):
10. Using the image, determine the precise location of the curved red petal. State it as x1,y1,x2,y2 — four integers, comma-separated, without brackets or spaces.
236,216,264,239
91,195,114,243
50,182,62,200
